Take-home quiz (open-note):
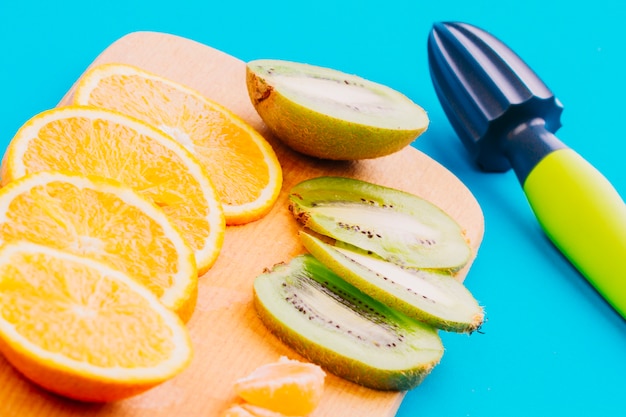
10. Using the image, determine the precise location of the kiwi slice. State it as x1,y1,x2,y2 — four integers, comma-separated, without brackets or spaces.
289,176,471,271
299,231,484,333
246,59,429,160
253,254,444,391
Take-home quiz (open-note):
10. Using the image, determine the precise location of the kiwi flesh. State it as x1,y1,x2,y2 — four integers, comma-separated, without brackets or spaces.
253,254,444,391
289,176,471,271
246,59,429,160
299,231,484,333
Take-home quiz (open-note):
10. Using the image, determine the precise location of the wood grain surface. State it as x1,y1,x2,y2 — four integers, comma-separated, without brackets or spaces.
0,31,484,416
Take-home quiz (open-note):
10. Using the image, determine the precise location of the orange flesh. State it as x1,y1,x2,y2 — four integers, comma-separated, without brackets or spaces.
0,250,175,368
0,181,179,298
86,75,270,205
20,115,212,252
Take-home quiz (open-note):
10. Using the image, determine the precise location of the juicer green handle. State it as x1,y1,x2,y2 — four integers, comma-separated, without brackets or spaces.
523,147,626,318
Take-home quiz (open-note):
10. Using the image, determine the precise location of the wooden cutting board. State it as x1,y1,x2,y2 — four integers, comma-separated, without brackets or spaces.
0,32,484,416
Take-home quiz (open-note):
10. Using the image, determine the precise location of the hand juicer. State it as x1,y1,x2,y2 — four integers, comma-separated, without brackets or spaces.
427,21,626,319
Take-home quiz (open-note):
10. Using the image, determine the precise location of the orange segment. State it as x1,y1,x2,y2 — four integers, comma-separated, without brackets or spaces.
0,171,197,321
1,106,225,275
233,357,325,416
0,241,192,402
72,63,283,225
223,405,258,417
223,404,291,417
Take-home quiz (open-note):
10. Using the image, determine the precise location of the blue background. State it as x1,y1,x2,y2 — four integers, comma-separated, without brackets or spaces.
2,1,625,416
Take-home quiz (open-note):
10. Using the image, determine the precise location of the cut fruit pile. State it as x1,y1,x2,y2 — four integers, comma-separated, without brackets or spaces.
253,177,484,391
223,357,325,417
0,48,483,411
0,63,283,401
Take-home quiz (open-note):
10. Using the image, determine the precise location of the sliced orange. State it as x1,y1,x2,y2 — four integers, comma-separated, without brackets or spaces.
72,63,283,225
233,357,325,416
0,241,192,402
0,171,197,321
1,105,224,275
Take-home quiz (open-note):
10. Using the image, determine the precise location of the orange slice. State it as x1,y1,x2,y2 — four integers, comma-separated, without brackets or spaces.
0,241,192,402
72,63,283,225
233,357,325,416
1,105,224,275
0,171,197,321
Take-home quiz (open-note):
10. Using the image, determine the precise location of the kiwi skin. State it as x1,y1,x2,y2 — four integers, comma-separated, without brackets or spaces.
253,255,444,391
255,298,438,391
246,60,429,161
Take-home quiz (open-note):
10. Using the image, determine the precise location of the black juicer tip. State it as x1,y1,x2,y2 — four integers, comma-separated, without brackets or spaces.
427,21,565,180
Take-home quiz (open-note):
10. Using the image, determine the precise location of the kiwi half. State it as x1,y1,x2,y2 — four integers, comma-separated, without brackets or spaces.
289,176,471,271
253,254,444,391
246,59,429,160
299,231,484,333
